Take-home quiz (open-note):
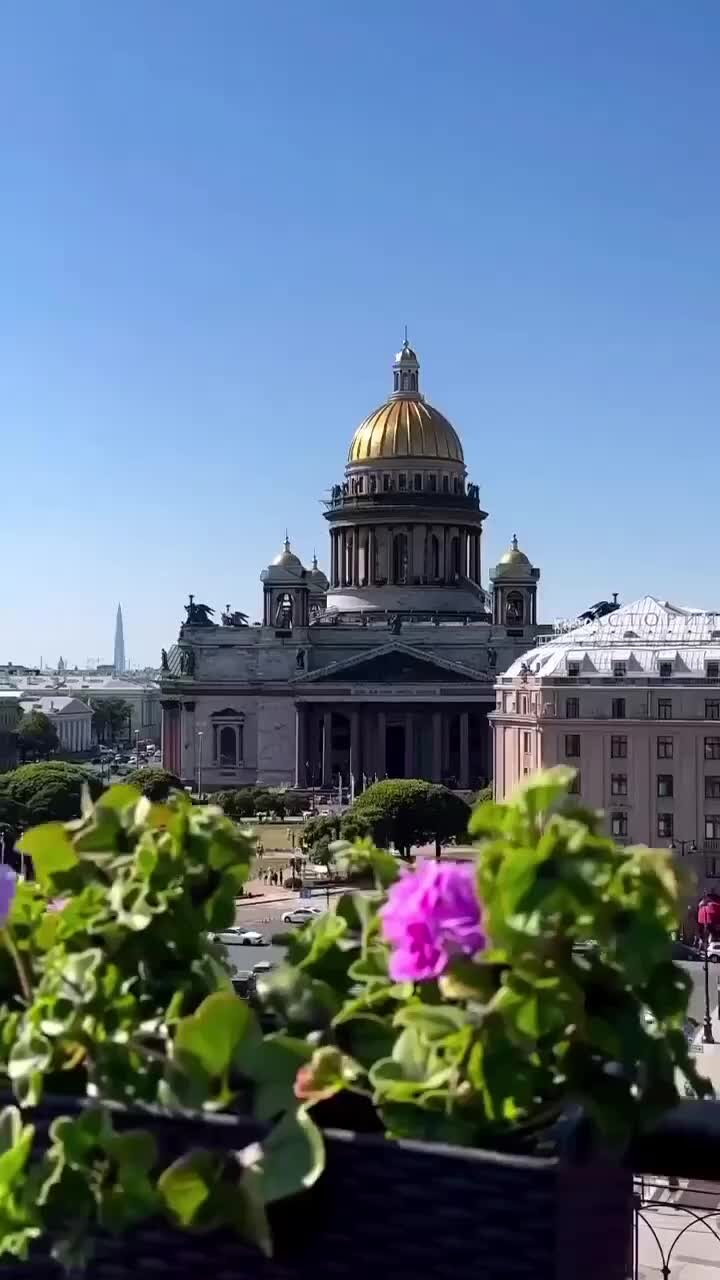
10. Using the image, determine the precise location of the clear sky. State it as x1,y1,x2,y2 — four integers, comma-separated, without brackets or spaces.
2,0,719,666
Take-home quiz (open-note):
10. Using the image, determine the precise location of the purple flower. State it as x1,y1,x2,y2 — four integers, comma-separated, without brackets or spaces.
0,867,17,926
380,861,485,982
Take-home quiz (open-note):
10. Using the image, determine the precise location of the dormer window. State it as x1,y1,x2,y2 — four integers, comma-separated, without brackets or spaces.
567,662,580,677
659,661,672,679
613,662,627,679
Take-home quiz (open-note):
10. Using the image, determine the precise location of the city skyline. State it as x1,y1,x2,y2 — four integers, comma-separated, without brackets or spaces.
2,2,720,661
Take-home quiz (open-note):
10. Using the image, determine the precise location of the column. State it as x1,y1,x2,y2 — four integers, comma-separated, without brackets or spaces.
432,710,443,782
350,709,361,788
459,710,470,789
322,710,333,786
376,709,386,779
353,528,360,586
330,533,336,587
295,705,307,786
404,711,414,778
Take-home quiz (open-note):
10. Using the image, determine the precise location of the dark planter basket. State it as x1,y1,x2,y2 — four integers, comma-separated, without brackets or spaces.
0,1101,633,1280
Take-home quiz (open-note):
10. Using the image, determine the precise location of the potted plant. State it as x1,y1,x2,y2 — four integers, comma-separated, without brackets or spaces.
0,769,708,1277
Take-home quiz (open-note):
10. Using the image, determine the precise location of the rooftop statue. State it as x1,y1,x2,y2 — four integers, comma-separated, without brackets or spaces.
184,594,215,627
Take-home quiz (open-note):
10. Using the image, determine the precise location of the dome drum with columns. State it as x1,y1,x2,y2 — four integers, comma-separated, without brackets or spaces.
158,337,547,796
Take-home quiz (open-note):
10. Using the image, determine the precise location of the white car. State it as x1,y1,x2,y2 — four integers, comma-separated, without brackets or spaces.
281,906,323,925
252,960,274,975
707,941,720,963
211,926,265,946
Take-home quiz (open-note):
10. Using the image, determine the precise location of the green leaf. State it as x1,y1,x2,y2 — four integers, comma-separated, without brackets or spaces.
237,1032,312,1123
8,1032,51,1081
158,1149,221,1227
17,824,78,888
394,1005,466,1040
0,1107,35,1190
175,992,258,1078
104,1129,157,1173
95,784,143,813
244,1107,324,1205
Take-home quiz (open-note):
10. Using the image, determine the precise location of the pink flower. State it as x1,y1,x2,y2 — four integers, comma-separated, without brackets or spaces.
380,861,485,982
0,867,17,926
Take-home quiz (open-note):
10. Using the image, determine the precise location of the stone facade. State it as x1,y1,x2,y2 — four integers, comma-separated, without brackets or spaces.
161,341,548,792
492,595,720,890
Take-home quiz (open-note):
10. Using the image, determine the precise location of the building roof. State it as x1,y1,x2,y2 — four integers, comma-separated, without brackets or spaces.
20,696,93,717
503,596,720,680
348,342,464,464
14,676,158,693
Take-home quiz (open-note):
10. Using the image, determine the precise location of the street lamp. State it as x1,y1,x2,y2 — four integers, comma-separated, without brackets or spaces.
134,729,140,766
697,892,720,1045
670,839,697,856
196,731,204,799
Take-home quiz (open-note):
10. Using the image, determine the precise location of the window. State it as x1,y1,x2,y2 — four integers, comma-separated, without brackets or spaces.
568,772,580,795
211,710,245,768
442,475,449,493
706,817,720,841
453,477,460,493
707,701,720,721
567,662,580,677
611,735,627,758
657,774,674,798
564,734,581,758
413,472,422,491
657,736,674,759
521,695,528,715
523,731,532,753
659,662,673,679
658,699,672,720
611,812,628,837
398,473,407,492
428,474,437,493
369,474,377,494
706,777,720,800
657,813,674,839
612,698,626,719
611,774,628,796
382,474,391,492
613,661,626,678
392,533,409,584
705,737,720,760
565,698,579,719
708,662,720,680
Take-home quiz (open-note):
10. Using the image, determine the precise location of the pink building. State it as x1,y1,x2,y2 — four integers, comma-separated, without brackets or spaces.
492,596,720,889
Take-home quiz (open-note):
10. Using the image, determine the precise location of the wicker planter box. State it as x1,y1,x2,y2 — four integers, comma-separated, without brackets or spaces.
0,1104,633,1280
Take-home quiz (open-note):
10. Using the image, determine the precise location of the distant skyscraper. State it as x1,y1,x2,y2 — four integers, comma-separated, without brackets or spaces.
114,604,126,674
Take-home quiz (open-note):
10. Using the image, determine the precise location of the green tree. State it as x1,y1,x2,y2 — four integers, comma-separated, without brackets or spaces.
214,789,256,820
16,711,59,762
125,768,182,801
343,779,470,860
0,762,102,825
89,698,133,744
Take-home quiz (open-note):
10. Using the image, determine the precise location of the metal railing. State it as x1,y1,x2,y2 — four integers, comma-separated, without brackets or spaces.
630,1100,720,1278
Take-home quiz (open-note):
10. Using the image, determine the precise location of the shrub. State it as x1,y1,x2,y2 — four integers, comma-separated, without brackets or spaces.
214,789,256,820
344,779,470,858
0,762,102,825
124,768,182,801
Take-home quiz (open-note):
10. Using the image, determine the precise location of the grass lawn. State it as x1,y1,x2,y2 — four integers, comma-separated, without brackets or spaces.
242,821,306,853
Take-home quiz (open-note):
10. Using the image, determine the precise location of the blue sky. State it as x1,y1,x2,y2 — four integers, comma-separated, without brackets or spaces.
2,0,719,665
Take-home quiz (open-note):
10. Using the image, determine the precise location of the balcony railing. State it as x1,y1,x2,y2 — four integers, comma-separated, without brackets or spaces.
630,1100,720,1278
324,489,482,512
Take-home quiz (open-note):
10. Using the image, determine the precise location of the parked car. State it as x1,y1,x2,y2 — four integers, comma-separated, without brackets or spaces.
237,929,265,946
281,906,323,924
707,940,720,963
252,960,273,975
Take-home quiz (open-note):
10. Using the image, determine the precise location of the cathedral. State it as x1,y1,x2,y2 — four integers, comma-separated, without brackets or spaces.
160,340,546,792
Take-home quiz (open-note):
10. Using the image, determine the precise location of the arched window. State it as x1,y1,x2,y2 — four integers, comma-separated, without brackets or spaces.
401,371,409,391
369,474,377,494
393,371,399,392
211,709,245,768
430,534,440,579
393,533,408,584
506,593,524,625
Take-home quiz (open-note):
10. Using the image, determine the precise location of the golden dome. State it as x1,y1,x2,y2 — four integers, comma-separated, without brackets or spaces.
494,535,532,576
349,398,464,463
271,535,304,573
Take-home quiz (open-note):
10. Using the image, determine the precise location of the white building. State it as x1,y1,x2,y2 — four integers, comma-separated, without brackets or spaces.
12,675,160,742
20,696,93,753
492,596,720,888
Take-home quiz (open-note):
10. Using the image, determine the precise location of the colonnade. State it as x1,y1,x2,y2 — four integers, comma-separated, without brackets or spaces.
328,524,482,589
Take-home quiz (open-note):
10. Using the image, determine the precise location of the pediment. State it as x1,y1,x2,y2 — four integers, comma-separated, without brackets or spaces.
296,642,488,685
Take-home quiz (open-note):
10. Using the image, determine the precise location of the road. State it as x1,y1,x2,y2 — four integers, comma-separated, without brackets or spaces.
227,898,717,1031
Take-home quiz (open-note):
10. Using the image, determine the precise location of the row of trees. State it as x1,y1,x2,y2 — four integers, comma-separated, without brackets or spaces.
213,788,307,820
